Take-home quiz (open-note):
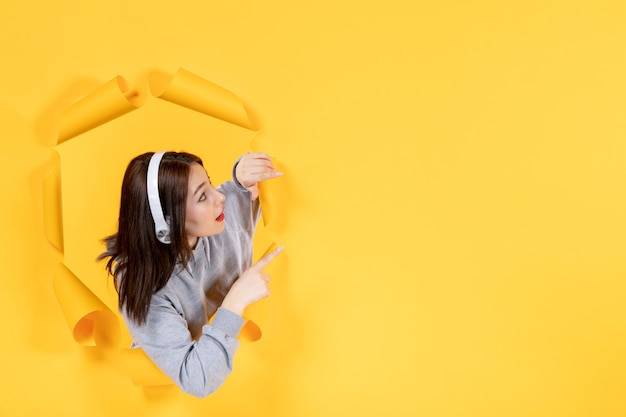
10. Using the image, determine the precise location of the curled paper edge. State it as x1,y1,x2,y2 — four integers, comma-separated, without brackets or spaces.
258,182,275,228
239,318,263,342
148,68,252,130
58,76,143,144
52,263,120,348
42,158,63,252
51,67,281,387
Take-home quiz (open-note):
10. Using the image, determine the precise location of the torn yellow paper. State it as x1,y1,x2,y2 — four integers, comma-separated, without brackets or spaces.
57,76,143,144
258,182,277,229
260,241,280,259
149,68,252,129
42,159,63,252
48,67,280,388
121,348,172,386
52,263,120,348
239,318,262,342
254,227,278,263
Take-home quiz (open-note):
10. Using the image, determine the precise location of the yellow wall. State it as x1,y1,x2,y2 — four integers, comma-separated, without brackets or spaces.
2,1,626,416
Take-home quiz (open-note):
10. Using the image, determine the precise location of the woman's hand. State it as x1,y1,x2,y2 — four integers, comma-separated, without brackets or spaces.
235,152,283,200
221,246,284,316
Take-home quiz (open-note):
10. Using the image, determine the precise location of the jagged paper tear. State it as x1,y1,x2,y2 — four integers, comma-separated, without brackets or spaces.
42,161,63,252
46,67,278,387
52,263,120,347
57,76,144,144
149,68,252,130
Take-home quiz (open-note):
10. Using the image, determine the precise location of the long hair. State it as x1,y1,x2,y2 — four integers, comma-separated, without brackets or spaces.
99,151,204,325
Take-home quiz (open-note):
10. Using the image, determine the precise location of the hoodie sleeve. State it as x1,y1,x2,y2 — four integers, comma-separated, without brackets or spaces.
123,298,245,398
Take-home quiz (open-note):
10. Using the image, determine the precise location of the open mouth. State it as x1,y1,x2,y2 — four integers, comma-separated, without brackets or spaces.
215,211,225,222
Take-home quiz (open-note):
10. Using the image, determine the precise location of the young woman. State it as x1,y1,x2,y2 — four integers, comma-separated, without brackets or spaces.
99,151,283,397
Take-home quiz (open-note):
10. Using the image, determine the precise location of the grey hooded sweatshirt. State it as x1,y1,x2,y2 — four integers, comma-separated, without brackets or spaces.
121,177,260,398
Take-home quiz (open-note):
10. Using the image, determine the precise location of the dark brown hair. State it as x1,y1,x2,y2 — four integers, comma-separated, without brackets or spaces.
99,151,204,324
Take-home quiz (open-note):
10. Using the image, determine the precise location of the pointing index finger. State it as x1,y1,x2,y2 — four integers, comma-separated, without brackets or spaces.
254,245,284,270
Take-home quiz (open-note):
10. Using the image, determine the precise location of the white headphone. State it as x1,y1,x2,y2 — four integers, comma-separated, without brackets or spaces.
147,151,171,244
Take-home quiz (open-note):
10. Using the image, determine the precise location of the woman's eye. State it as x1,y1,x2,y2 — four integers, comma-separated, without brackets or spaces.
199,193,206,202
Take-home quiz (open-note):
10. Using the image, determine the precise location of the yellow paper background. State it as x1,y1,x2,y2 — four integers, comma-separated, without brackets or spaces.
2,1,626,416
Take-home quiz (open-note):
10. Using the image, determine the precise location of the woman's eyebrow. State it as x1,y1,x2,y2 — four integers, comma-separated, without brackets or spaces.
193,182,206,196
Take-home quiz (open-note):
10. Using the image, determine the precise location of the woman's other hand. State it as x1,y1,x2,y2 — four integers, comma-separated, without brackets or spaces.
235,152,283,199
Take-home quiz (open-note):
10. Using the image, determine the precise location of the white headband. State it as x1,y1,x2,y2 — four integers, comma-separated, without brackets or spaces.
147,151,171,244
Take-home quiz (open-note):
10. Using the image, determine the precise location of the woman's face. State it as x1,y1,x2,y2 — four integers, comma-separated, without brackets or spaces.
185,163,226,247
